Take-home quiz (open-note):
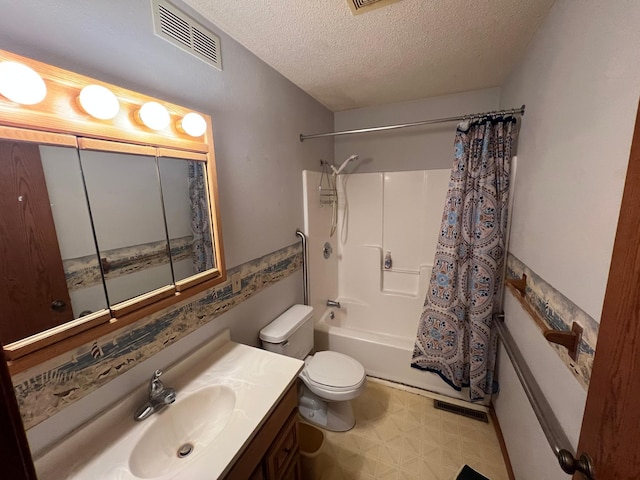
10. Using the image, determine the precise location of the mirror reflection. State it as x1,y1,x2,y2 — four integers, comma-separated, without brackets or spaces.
79,149,173,305
158,158,215,283
0,142,107,343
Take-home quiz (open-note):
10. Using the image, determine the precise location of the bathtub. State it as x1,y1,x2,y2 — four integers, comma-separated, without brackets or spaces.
314,303,488,406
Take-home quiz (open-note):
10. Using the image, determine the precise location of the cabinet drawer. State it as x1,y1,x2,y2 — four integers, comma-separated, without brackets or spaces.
265,412,299,479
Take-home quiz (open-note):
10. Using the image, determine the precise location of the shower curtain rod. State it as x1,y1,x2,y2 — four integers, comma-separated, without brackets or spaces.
299,104,525,142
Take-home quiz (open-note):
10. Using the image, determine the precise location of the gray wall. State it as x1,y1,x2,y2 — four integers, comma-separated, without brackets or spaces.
0,0,333,451
334,88,500,173
493,1,640,478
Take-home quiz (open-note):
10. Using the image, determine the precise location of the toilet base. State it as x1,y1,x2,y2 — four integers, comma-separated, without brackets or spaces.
298,385,355,432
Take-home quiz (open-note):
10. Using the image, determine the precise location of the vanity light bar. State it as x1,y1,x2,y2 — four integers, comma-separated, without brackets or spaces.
78,85,120,120
177,112,207,137
0,61,47,105
137,101,171,131
0,56,208,138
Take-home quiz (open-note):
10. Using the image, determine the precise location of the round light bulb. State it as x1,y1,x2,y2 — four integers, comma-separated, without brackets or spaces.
179,112,207,137
78,84,120,120
0,61,47,105
137,101,170,131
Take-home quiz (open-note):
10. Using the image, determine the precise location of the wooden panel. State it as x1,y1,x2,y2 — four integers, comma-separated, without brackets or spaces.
3,310,111,360
77,137,155,156
575,102,640,477
174,269,221,292
5,274,225,374
157,148,207,162
0,141,74,343
0,126,77,147
223,382,298,480
280,457,301,480
0,49,210,153
110,285,176,318
249,464,266,480
265,412,299,479
0,340,37,479
206,129,226,279
490,406,516,480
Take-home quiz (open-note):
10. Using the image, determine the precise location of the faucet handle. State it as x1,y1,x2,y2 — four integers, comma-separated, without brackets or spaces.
149,370,164,396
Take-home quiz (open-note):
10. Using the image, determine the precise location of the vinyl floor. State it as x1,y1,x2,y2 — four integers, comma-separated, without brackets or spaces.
301,380,510,480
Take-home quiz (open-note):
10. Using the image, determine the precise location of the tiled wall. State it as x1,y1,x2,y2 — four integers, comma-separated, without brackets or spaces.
13,243,302,430
506,253,598,389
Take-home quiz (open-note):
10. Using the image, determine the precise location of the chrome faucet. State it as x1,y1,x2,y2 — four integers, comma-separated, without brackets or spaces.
133,370,177,421
326,299,341,308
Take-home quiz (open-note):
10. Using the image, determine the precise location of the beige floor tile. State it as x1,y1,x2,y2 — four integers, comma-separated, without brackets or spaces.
303,381,509,479
375,461,401,479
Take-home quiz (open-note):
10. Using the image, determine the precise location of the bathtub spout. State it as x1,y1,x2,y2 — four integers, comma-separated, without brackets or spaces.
326,300,341,308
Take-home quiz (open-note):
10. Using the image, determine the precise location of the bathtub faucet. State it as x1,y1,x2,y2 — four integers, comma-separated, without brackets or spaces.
326,300,341,308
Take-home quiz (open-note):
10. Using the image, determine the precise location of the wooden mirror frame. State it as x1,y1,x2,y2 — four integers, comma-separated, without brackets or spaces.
0,49,226,372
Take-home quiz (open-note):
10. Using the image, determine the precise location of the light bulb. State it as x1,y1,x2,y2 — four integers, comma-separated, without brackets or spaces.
137,101,170,131
178,112,207,137
0,61,47,105
78,85,120,120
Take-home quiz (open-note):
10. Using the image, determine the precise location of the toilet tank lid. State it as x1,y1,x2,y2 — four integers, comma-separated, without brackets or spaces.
259,304,314,343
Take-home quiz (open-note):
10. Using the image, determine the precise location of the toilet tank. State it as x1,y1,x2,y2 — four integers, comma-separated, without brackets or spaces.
259,305,314,360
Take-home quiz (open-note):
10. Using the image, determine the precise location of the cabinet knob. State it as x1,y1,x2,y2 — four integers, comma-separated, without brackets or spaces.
51,300,67,312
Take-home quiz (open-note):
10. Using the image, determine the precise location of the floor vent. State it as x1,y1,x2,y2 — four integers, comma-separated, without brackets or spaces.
348,0,403,15
434,400,489,422
151,0,222,70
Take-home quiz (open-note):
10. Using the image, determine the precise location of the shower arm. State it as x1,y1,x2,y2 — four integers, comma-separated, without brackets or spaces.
323,155,360,176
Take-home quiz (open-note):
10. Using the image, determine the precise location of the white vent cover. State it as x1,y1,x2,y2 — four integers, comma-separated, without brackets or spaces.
348,0,403,15
151,0,222,70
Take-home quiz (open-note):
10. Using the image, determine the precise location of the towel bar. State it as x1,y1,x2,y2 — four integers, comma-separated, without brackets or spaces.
494,314,594,479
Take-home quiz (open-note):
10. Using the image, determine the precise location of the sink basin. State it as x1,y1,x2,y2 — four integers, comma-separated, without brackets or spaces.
129,385,236,478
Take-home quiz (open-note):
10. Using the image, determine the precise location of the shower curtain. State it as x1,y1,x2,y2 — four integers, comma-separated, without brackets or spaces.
411,117,517,401
188,161,214,272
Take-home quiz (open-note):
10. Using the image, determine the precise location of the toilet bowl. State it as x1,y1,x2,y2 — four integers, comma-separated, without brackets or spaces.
259,304,366,431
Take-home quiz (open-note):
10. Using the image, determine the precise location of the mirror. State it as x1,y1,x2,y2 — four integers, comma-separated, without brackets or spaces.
158,157,215,283
79,148,173,306
0,141,108,344
0,47,225,368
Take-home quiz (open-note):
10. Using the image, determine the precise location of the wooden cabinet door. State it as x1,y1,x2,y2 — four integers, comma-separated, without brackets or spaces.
574,104,640,477
265,412,298,479
0,141,74,343
280,457,301,480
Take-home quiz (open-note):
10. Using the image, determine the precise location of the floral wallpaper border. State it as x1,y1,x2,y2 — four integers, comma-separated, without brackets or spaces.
506,253,599,390
63,236,193,292
14,242,302,430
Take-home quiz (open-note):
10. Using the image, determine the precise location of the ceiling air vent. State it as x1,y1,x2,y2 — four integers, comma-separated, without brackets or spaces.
348,0,403,15
151,0,221,70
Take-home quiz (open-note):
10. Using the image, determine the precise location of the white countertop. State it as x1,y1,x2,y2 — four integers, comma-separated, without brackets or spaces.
34,330,304,479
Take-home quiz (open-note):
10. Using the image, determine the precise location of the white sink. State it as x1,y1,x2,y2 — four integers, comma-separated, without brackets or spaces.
129,386,236,478
34,330,304,480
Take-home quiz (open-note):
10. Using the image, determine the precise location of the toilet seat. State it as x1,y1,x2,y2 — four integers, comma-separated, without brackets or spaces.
299,351,366,402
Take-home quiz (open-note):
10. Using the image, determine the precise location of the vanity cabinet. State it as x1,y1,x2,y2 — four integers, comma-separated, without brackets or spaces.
224,382,301,480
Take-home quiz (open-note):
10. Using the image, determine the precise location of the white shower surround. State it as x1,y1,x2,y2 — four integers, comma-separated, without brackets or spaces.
304,169,487,405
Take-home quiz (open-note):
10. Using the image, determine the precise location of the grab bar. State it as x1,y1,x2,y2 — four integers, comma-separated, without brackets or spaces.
494,314,595,479
295,229,310,305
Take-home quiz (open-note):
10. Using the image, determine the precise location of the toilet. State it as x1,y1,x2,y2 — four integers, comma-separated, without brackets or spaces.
260,304,366,432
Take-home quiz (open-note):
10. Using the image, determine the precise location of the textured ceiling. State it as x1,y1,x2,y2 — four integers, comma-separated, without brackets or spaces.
184,0,555,111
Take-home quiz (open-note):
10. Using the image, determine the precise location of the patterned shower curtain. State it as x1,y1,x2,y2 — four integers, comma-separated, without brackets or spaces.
188,161,214,272
411,117,517,401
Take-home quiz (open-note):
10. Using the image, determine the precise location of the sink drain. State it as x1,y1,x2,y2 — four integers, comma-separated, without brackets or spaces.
177,443,194,458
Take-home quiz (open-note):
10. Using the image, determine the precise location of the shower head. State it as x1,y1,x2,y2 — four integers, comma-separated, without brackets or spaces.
331,154,360,175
